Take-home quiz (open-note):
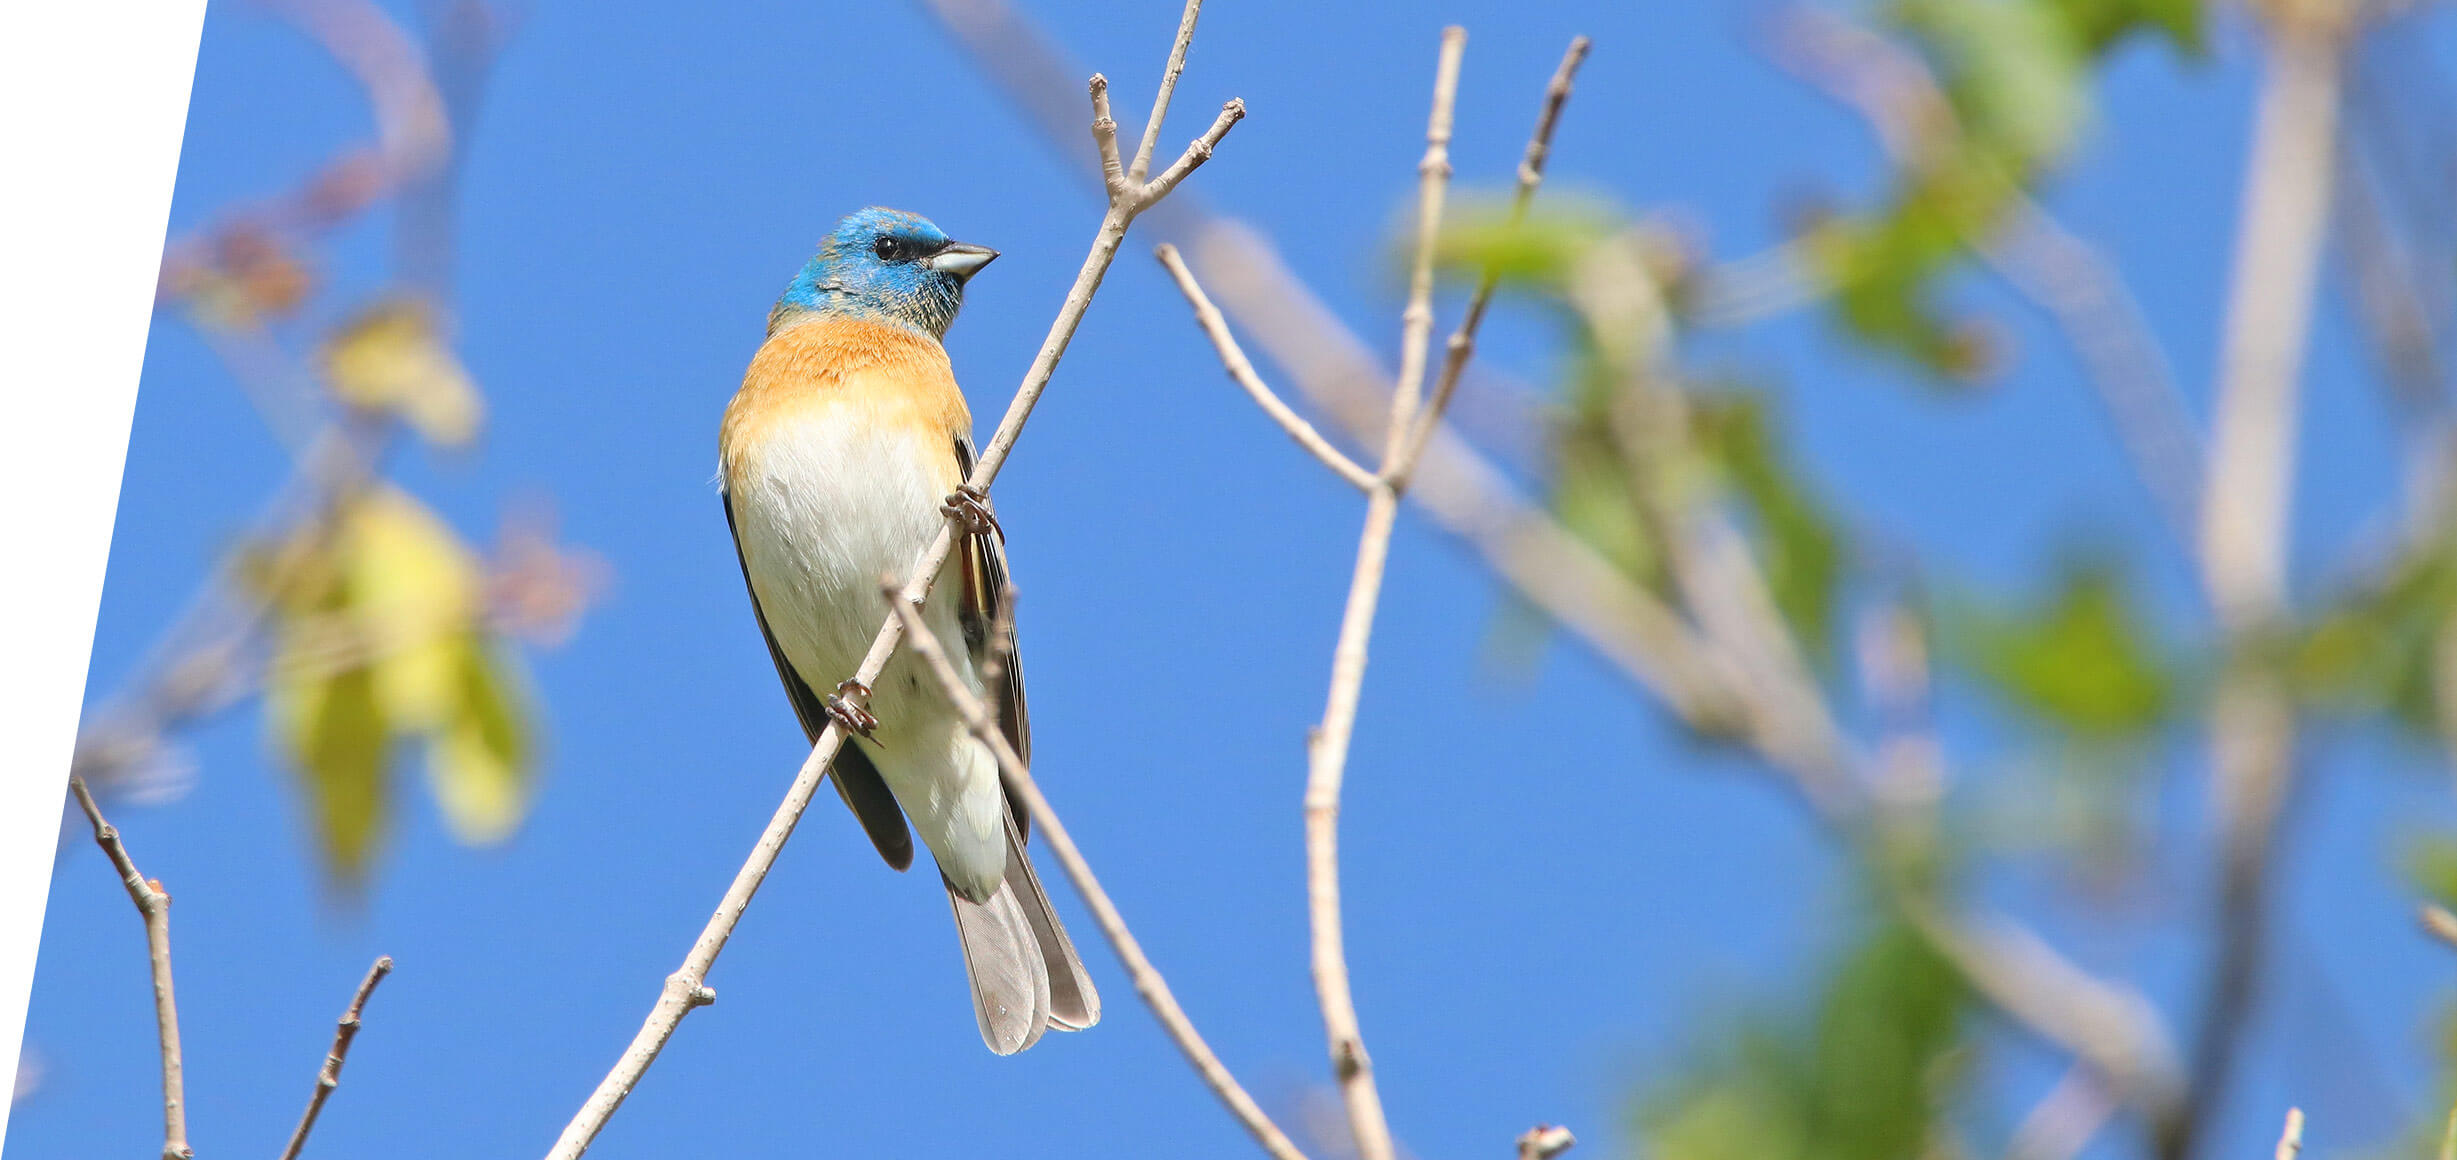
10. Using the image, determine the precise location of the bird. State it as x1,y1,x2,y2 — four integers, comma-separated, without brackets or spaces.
717,207,1099,1054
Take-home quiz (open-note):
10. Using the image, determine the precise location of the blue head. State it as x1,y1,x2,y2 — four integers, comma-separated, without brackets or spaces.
769,208,999,338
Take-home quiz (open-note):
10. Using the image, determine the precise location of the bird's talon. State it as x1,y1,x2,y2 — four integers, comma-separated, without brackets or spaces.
826,680,880,740
940,485,1002,538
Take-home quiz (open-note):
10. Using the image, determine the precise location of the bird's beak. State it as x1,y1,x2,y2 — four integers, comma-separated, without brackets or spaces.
926,242,1000,281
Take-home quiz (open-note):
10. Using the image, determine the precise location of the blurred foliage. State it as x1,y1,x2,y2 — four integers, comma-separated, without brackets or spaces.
322,298,485,447
1800,0,2204,381
1434,201,1848,666
1939,555,2175,740
110,0,583,893
2292,533,2457,741
253,487,537,886
1635,915,1971,1160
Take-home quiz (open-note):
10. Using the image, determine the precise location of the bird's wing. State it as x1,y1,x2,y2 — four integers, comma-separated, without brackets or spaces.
951,435,1033,841
723,490,915,871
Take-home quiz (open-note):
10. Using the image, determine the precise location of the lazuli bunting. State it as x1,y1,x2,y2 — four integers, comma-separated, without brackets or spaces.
718,207,1099,1054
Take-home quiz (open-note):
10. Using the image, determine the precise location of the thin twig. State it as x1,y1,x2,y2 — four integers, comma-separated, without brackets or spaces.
1128,0,1203,184
1296,32,1465,1160
1155,244,1376,490
278,955,395,1160
541,5,1238,1153
918,0,2183,1128
1397,35,1591,479
67,776,190,1160
2275,1108,2306,1160
882,589,1311,1160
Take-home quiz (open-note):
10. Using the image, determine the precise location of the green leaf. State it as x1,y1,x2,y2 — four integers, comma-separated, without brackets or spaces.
1805,174,2005,382
2049,0,2204,56
1946,558,2173,738
1895,0,2092,167
1691,393,1846,661
1429,196,1629,293
2293,536,2457,740
1638,917,1970,1160
2401,830,2457,914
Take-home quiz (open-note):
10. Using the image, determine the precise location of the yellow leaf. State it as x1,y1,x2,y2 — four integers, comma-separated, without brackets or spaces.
322,298,483,446
423,635,535,846
266,656,390,885
345,489,482,727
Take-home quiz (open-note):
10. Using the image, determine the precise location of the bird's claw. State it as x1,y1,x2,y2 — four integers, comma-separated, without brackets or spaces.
940,485,1002,539
826,679,880,741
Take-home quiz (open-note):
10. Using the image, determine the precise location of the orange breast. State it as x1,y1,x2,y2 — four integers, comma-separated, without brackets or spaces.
720,317,973,484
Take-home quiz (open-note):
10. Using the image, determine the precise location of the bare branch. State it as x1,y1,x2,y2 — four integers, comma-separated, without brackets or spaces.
278,955,395,1160
542,3,1239,1152
2002,1068,2113,1160
1141,100,1247,206
1128,0,1203,184
1382,28,1467,466
1156,243,1376,490
918,0,2185,1133
1091,74,1128,203
67,776,190,1160
882,589,1312,1160
1397,35,1592,481
2174,9,2352,1157
1907,906,2184,1127
1294,34,1467,1160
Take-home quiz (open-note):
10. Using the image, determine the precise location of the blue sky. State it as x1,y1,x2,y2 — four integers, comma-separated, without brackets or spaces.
16,1,2457,1158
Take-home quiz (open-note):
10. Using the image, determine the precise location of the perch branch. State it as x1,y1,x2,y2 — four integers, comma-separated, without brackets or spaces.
68,775,190,1160
541,4,1237,1153
277,954,395,1160
917,0,2181,1131
883,589,1311,1160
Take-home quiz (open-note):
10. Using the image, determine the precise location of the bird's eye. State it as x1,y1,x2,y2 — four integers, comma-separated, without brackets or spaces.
872,236,902,260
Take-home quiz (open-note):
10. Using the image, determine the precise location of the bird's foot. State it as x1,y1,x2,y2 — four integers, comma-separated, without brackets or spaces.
826,679,880,741
940,485,1003,539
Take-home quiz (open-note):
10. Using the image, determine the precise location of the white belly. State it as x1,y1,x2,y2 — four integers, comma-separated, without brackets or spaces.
726,406,1006,897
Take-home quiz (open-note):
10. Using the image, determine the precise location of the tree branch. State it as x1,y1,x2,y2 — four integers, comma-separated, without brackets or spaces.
881,588,1311,1160
1155,243,1377,490
916,0,2183,1137
67,775,191,1160
1397,35,1591,479
2170,7,2351,1158
541,4,1238,1154
277,954,395,1160
1295,32,1466,1160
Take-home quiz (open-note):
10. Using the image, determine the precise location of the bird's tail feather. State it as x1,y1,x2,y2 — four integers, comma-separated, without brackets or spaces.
944,808,1102,1054
1000,810,1101,1031
946,871,1049,1055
